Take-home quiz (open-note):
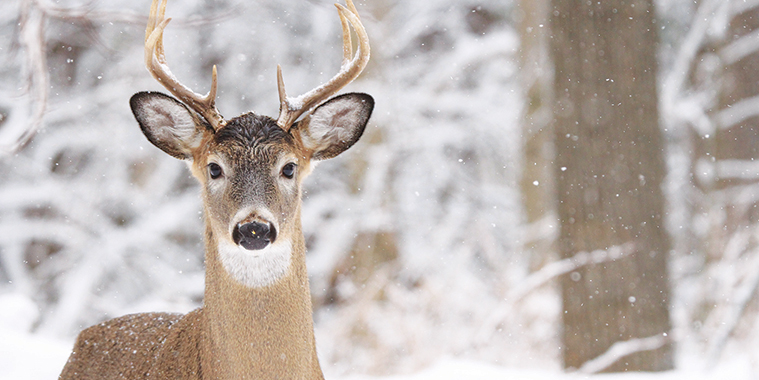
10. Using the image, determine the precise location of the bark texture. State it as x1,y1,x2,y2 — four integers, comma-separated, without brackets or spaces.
549,0,674,371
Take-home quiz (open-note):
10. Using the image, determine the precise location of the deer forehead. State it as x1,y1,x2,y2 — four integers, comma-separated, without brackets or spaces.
206,113,302,165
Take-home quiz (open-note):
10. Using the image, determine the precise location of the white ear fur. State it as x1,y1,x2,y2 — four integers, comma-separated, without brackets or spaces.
130,92,206,160
298,92,374,160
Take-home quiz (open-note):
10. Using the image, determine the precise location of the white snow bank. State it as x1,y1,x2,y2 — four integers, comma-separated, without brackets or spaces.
0,339,755,380
338,359,553,380
0,294,754,380
0,327,71,380
0,292,71,379
336,357,755,380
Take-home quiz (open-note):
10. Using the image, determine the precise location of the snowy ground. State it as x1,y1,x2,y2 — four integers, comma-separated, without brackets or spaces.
0,327,754,380
2,0,759,379
0,327,71,380
0,291,754,380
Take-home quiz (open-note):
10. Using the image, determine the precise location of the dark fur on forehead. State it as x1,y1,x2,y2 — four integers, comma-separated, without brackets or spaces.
213,112,294,150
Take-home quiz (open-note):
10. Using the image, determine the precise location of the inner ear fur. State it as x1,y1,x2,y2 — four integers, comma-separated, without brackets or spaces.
296,92,374,161
130,91,210,160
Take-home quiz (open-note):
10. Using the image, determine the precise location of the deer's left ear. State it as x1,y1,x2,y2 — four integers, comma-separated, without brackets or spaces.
130,91,209,160
295,92,374,160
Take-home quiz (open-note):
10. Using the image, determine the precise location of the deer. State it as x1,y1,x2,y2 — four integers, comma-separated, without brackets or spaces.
58,0,372,378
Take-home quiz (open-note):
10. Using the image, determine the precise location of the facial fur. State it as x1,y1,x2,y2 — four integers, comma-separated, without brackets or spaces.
131,91,373,288
195,113,305,287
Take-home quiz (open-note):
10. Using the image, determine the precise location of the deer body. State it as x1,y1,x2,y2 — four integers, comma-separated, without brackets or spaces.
59,113,327,380
60,264,320,379
59,0,372,378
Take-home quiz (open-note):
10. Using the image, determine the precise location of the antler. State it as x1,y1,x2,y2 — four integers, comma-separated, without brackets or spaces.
276,0,371,131
144,0,225,131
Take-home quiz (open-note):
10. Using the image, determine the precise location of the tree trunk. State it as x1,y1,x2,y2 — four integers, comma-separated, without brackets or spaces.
549,0,674,372
518,0,554,271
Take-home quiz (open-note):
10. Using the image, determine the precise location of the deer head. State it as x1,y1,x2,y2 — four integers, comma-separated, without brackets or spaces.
129,0,373,288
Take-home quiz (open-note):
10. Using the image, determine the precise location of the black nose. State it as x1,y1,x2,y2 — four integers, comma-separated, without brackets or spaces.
233,221,277,250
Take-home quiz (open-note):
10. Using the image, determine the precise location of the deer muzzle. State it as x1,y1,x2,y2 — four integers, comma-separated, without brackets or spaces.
233,221,277,250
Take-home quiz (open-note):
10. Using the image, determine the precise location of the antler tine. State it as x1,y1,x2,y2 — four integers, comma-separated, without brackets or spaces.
338,4,352,66
144,0,225,131
276,0,371,131
277,64,288,121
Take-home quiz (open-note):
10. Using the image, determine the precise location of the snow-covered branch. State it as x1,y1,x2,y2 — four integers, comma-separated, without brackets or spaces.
577,334,670,374
714,94,759,130
474,243,637,345
705,249,759,367
508,242,637,303
0,0,48,154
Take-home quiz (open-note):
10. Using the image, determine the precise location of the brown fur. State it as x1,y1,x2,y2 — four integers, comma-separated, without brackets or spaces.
60,0,373,372
60,115,323,379
61,90,371,380
59,222,321,379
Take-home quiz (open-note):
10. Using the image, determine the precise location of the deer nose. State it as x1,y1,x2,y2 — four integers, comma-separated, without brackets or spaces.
233,221,277,251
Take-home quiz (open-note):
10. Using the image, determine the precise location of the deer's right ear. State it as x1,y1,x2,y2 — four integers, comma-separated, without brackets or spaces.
130,91,208,160
295,93,374,161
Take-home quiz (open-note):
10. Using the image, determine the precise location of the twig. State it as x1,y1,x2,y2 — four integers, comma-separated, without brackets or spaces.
474,242,637,344
0,0,239,155
577,334,670,374
0,0,49,154
507,242,636,303
660,0,723,126
705,249,759,367
35,0,239,27
714,94,759,130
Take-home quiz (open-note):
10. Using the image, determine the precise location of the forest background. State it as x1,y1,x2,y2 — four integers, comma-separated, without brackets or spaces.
2,0,759,378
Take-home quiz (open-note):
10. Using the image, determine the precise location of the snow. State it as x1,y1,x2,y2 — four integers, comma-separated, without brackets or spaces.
0,293,71,380
337,358,759,380
339,359,551,380
0,327,71,380
2,0,759,378
0,332,754,380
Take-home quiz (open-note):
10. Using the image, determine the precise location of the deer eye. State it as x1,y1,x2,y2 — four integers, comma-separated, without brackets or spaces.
208,163,223,179
282,163,296,179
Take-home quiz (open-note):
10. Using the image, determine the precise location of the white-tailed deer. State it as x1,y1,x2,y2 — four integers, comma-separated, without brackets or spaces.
59,0,372,378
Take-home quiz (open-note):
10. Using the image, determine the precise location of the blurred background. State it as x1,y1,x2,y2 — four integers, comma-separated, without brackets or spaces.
1,0,759,378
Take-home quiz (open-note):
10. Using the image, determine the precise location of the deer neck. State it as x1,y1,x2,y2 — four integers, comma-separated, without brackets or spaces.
201,216,322,379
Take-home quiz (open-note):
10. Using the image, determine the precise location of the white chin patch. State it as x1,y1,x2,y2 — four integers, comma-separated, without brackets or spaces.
217,239,292,288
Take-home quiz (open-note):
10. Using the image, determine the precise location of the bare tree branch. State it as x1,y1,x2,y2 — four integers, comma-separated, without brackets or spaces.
0,0,49,154
0,0,238,156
